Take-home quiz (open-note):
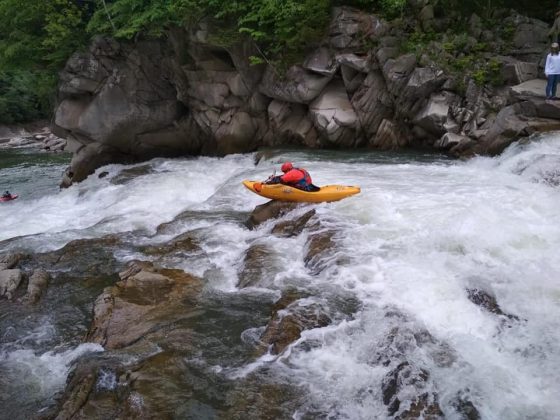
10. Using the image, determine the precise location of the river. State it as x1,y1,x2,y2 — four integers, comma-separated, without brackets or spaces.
0,136,559,419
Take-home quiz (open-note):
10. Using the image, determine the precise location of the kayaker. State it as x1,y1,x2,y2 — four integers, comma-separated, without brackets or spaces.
265,162,320,192
2,191,11,198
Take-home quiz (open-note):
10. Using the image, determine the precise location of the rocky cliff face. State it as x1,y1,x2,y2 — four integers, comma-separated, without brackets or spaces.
54,6,560,187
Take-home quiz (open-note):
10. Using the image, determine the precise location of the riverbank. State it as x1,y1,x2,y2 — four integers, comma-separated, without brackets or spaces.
0,122,66,153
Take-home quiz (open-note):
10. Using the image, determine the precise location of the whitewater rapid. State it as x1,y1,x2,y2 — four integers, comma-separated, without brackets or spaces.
1,134,560,419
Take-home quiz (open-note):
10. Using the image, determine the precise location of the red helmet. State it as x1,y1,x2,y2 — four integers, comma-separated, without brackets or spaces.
281,162,293,172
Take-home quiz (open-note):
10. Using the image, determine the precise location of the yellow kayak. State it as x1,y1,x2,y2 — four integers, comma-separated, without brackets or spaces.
242,180,360,203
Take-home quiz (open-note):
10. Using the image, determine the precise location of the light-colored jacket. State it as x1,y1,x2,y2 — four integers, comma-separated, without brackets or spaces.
545,53,560,75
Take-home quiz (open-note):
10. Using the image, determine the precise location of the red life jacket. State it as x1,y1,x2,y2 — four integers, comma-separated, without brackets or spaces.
281,167,313,190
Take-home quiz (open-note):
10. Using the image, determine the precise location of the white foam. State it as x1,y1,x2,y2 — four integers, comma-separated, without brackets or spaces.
0,343,104,396
1,135,560,417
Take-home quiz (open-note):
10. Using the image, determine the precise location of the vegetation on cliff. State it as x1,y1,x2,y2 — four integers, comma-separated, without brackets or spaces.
0,0,558,124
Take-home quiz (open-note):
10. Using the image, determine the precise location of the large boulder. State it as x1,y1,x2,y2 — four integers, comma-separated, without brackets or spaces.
499,57,538,86
309,80,360,146
372,119,408,149
412,92,460,138
396,67,447,119
352,71,394,140
474,102,560,155
259,66,333,104
266,100,318,147
85,261,202,349
382,54,417,97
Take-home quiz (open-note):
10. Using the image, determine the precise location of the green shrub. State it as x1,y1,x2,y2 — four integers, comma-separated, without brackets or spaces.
0,71,55,124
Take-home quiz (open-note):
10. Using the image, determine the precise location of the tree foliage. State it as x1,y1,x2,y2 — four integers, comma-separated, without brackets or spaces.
0,0,558,123
0,71,55,124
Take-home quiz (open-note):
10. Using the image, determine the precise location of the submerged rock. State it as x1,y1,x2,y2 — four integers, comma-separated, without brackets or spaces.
467,288,520,321
271,209,316,237
237,243,274,288
381,361,443,419
304,228,337,274
140,232,200,256
259,290,331,354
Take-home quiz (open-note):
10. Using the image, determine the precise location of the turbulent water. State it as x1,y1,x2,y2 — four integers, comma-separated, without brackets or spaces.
1,135,560,419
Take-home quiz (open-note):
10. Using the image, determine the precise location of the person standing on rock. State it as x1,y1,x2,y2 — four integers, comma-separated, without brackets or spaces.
545,43,560,100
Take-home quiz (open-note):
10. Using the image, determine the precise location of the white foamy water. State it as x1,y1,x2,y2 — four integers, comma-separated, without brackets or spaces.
1,134,560,419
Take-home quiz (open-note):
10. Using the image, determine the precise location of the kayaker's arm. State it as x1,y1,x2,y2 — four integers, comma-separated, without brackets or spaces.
264,175,282,184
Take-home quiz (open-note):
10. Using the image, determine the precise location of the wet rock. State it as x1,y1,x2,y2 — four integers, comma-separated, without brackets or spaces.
467,288,519,321
246,201,301,229
60,142,130,188
259,290,331,354
226,381,301,420
34,235,122,277
237,244,274,288
372,321,456,369
110,164,155,185
0,252,25,270
85,261,202,349
381,362,443,419
140,232,200,256
452,393,481,420
303,227,337,274
271,209,316,238
0,269,23,300
26,269,50,304
398,392,444,419
54,366,98,420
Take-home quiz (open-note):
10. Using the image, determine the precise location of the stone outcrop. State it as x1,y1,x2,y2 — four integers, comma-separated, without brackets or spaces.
85,260,202,349
53,7,560,185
